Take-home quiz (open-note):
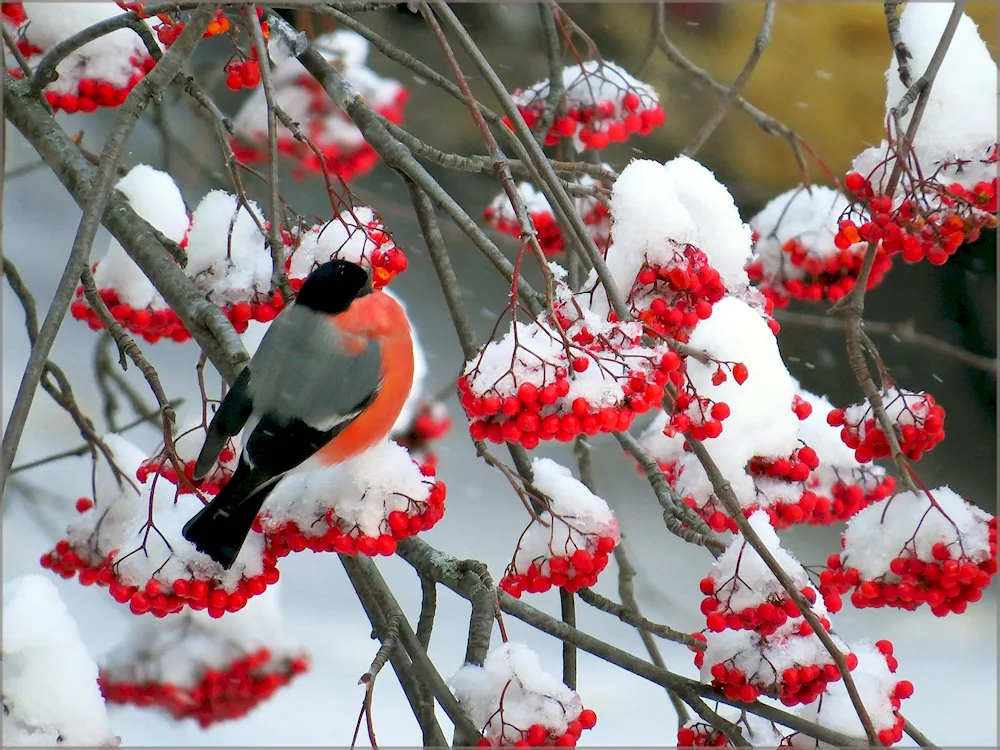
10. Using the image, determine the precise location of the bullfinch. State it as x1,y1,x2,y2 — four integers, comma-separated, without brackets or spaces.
181,259,415,569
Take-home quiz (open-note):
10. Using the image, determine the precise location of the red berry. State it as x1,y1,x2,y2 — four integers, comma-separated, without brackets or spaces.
732,363,749,384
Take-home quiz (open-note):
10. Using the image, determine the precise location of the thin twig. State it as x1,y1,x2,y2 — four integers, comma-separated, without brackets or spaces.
683,2,776,157
775,308,998,374
247,8,294,304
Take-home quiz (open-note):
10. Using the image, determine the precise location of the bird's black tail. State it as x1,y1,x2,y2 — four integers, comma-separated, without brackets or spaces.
182,460,277,570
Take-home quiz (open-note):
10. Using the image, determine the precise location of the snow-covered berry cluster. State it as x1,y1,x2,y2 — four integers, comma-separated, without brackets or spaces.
288,206,408,292
747,186,893,307
838,159,997,267
793,640,913,747
505,61,665,151
3,2,159,112
484,176,611,258
459,313,674,448
820,487,997,617
499,459,619,597
40,434,280,619
98,590,306,727
257,440,446,560
452,642,598,747
136,412,240,496
838,4,997,269
828,387,945,463
71,166,407,343
232,30,407,182
698,514,856,707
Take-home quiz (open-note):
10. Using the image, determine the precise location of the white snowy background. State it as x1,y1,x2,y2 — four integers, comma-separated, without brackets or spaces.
2,5,997,747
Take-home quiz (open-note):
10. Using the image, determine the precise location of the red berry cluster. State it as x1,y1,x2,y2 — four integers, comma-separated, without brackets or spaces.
154,8,233,46
870,640,912,746
820,523,998,617
99,649,308,728
395,401,452,475
627,251,730,343
828,390,945,463
459,352,672,449
369,241,408,290
677,723,729,747
1,2,27,25
260,479,446,559
838,169,998,266
225,56,261,91
476,709,598,747
232,74,408,182
504,86,665,150
136,447,236,496
746,234,893,309
40,536,280,618
500,535,617,597
701,578,825,636
749,446,820,484
38,56,157,112
484,206,566,257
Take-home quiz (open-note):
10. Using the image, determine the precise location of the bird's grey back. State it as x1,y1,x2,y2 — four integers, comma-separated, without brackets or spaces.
247,304,382,427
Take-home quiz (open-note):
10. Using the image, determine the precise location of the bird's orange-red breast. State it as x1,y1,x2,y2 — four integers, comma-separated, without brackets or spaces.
314,289,414,466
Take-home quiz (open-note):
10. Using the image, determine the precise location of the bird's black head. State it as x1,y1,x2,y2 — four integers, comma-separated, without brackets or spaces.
295,259,372,315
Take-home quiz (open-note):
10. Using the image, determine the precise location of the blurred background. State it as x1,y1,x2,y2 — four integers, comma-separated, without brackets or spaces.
3,3,996,746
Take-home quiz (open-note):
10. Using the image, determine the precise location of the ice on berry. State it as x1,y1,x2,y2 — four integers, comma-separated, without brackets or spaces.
2,574,119,747
509,60,664,151
451,642,585,745
500,458,619,596
484,176,611,258
288,206,407,290
747,186,886,306
594,156,752,320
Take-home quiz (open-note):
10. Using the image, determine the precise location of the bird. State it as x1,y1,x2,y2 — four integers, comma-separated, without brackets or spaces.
181,259,415,569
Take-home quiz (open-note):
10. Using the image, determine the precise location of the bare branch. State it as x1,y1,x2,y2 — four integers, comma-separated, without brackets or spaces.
775,308,998,374
683,2,776,157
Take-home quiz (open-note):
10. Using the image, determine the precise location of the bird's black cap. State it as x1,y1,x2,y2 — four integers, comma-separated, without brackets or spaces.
294,259,372,315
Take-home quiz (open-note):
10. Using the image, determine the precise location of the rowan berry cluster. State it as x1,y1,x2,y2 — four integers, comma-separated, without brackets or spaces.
475,709,598,747
838,164,998,267
500,534,617,597
828,387,945,463
459,338,676,448
100,649,308,727
626,250,730,342
747,186,893,308
41,538,281,618
505,61,665,150
231,31,408,182
676,723,729,747
259,477,446,559
820,489,997,617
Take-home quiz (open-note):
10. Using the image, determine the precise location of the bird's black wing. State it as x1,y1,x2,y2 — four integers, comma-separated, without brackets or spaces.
193,366,254,480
